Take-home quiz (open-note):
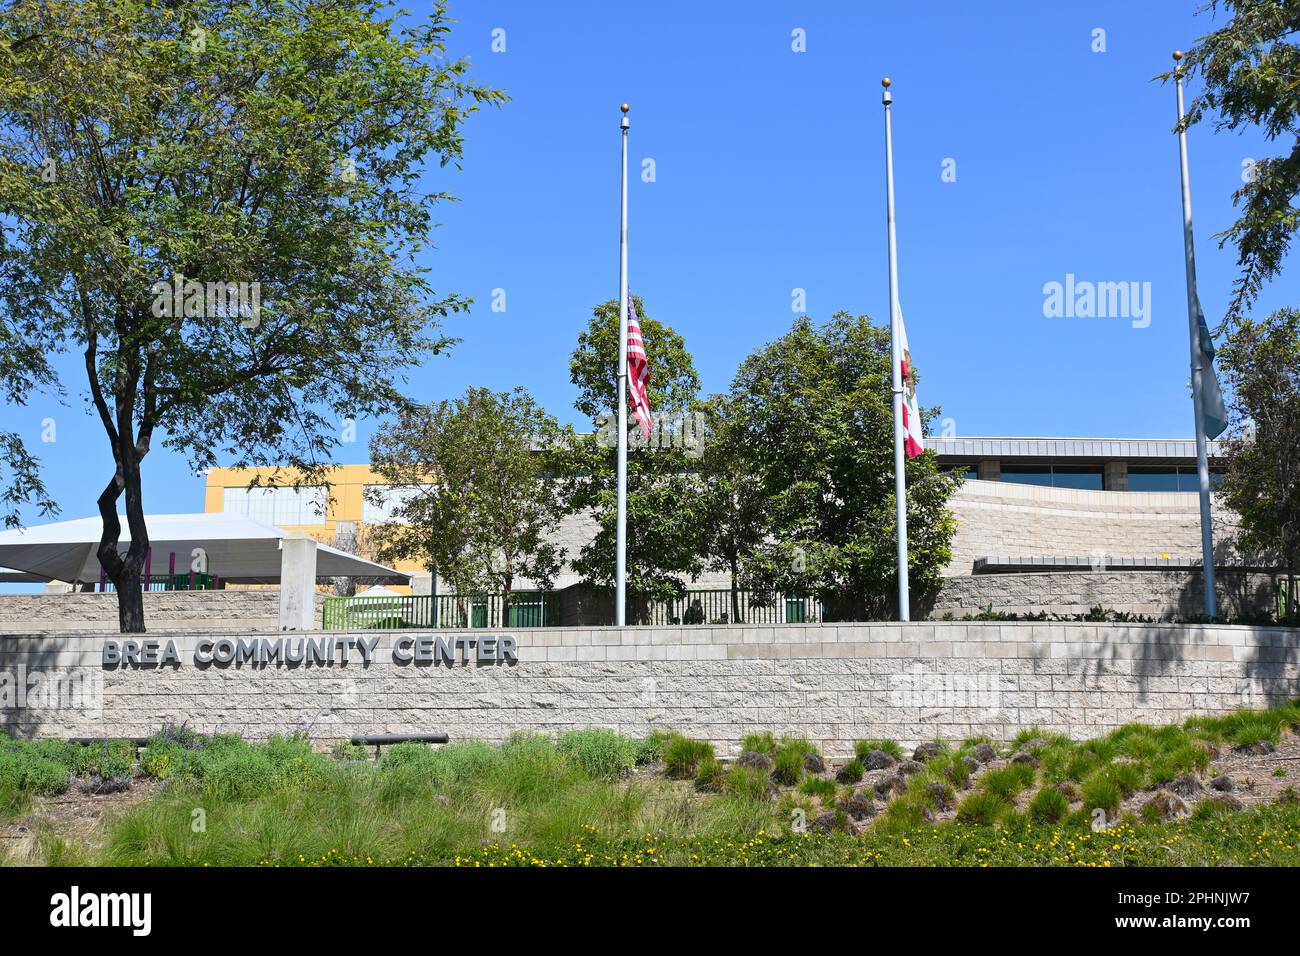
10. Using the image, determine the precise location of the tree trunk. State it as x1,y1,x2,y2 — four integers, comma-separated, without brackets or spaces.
729,558,741,624
96,455,151,633
501,569,513,630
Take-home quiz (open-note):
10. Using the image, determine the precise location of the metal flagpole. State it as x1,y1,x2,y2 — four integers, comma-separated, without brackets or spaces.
882,77,910,622
1172,52,1218,622
616,103,630,627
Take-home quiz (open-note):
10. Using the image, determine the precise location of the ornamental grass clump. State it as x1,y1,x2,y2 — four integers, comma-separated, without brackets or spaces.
772,737,815,786
557,729,637,781
663,735,714,779
854,739,904,761
1028,786,1070,824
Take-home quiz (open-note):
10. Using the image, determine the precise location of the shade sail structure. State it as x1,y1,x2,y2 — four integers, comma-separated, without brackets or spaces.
0,513,409,585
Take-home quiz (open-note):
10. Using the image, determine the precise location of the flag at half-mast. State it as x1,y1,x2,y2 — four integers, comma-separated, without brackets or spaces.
1191,290,1228,440
898,311,924,458
627,294,652,440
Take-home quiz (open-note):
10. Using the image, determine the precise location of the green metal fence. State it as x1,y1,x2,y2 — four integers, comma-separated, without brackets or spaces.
322,588,816,629
322,594,437,630
322,592,560,630
434,592,561,628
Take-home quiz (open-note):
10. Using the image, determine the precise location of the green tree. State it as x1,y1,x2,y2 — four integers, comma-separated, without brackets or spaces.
1217,307,1300,621
1165,0,1300,319
0,0,503,630
726,313,957,620
564,296,710,613
368,388,571,626
698,393,769,622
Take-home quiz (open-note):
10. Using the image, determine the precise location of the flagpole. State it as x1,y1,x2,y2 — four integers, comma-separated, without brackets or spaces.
616,103,630,627
1173,51,1218,622
883,77,910,622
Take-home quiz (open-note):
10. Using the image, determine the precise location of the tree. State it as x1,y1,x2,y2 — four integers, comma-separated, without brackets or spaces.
0,0,503,630
564,296,710,612
1217,307,1300,621
725,313,957,620
697,393,769,622
368,388,571,626
0,307,56,527
1165,0,1300,320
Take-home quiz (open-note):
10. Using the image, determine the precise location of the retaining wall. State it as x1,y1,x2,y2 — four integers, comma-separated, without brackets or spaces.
2,622,1296,756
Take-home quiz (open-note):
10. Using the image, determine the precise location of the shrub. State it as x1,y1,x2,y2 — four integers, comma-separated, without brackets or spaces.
21,757,71,796
201,747,279,800
379,741,439,772
1029,786,1069,824
557,729,636,781
695,758,724,793
663,735,714,779
331,741,369,762
956,791,1010,825
854,739,904,761
740,732,777,756
140,740,185,781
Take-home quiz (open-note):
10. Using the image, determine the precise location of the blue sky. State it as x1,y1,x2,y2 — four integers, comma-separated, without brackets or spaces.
4,0,1295,527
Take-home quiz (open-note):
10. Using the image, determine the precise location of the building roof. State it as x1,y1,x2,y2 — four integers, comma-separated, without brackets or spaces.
0,512,408,585
924,437,1226,461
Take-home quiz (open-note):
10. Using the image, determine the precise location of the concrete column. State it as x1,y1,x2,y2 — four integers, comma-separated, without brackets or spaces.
977,459,1001,482
1104,460,1128,491
279,533,318,631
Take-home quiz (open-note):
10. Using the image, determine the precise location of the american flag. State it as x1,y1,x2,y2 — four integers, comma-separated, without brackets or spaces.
627,294,652,440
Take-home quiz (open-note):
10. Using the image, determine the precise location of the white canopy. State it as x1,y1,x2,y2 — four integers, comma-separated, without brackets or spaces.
0,512,409,585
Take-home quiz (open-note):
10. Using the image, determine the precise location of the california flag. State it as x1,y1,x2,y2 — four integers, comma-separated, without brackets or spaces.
898,312,924,458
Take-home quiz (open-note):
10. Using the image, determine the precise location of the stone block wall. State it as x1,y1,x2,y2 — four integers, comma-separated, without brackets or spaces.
927,570,1279,621
0,590,320,633
2,622,1295,756
945,480,1240,576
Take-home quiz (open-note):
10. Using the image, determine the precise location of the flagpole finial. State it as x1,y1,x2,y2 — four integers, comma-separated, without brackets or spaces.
881,76,892,105
620,103,630,113
1172,50,1183,61
620,102,629,129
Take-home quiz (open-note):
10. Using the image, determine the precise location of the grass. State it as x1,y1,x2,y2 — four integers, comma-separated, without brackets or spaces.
662,735,714,779
4,700,1300,867
854,739,904,761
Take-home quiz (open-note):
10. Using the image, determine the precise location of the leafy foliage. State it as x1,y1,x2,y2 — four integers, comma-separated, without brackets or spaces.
0,0,503,628
721,313,957,619
1217,307,1300,619
1164,0,1300,319
369,387,571,612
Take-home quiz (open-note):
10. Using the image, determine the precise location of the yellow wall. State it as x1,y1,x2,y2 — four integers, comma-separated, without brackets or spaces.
202,464,423,589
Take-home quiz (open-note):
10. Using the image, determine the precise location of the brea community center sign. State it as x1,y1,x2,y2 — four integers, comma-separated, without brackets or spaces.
102,635,519,668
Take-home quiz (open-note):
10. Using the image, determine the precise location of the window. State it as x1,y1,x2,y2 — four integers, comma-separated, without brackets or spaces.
362,484,435,524
1128,466,1225,493
1000,464,1103,490
222,485,326,525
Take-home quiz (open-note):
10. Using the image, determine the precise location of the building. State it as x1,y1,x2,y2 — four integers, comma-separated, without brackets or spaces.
203,436,1282,622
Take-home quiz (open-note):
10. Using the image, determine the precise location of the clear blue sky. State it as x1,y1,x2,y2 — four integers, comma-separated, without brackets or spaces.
4,0,1295,527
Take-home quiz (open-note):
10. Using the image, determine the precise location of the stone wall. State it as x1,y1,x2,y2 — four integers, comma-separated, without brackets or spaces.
3,622,1295,755
945,480,1240,576
0,590,321,633
927,570,1280,621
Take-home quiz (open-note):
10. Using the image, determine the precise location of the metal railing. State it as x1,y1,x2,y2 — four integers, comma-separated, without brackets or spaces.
322,592,560,630
322,588,819,629
100,573,217,593
635,589,819,625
